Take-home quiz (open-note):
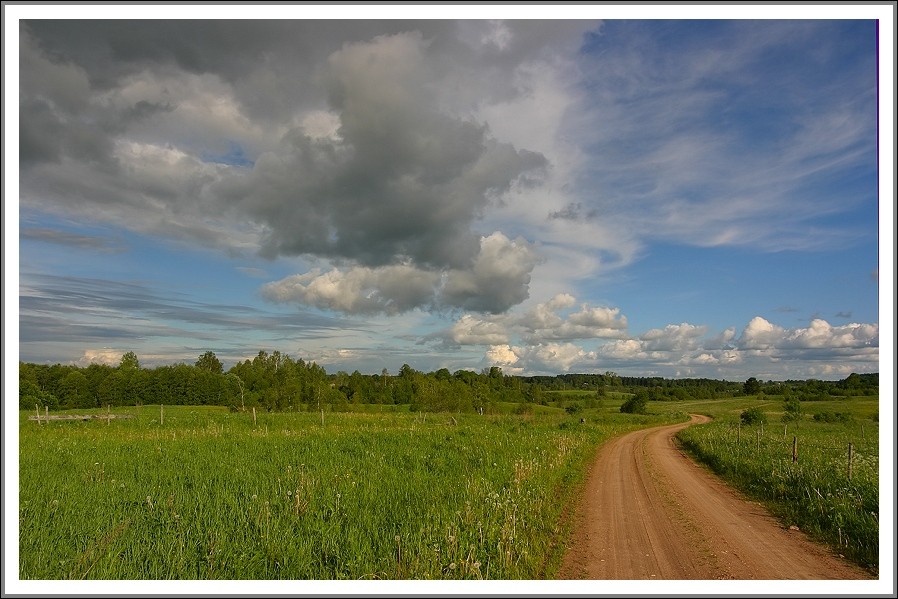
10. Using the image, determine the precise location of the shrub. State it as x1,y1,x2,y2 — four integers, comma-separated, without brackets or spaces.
620,395,647,414
813,411,852,423
740,407,767,426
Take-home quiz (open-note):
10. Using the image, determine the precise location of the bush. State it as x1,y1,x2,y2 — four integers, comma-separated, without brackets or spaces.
782,398,802,422
813,411,852,423
740,407,767,426
620,395,647,414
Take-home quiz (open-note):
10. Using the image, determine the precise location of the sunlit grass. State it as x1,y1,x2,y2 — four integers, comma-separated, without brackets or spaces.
19,404,678,579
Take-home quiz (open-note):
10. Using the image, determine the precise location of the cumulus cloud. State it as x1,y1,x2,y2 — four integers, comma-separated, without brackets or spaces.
261,264,440,315
589,316,878,379
441,232,540,313
737,316,878,351
76,349,131,367
518,342,593,372
17,22,581,320
485,344,520,367
263,232,539,315
433,292,630,350
517,294,629,342
19,21,572,316
640,323,707,351
449,315,509,346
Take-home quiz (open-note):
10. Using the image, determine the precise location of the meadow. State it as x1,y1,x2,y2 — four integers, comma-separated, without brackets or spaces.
18,403,677,580
673,395,880,572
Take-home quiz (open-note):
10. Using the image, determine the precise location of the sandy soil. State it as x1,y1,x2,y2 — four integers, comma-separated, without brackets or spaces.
558,414,873,580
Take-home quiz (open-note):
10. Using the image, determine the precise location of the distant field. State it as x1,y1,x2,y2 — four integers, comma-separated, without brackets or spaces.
19,403,678,580
671,395,879,571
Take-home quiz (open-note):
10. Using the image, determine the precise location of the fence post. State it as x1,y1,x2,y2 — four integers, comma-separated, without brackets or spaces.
107,404,111,425
160,404,164,426
35,404,41,425
848,443,853,481
792,435,798,463
45,405,49,423
253,406,257,427
737,421,741,443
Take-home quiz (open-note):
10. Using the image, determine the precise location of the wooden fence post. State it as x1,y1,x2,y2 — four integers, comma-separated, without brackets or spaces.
107,404,111,425
45,405,49,423
160,404,164,426
253,406,257,427
792,435,798,463
35,404,41,425
848,443,853,481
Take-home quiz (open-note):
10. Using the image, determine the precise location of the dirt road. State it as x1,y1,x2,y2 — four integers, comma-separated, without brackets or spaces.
558,414,873,580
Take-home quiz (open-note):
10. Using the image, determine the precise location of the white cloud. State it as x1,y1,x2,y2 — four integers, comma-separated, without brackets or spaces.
263,232,540,315
738,317,877,351
738,316,785,350
261,264,439,316
76,348,126,366
518,295,629,343
450,315,509,346
640,323,707,351
519,342,593,372
441,232,541,313
484,344,523,374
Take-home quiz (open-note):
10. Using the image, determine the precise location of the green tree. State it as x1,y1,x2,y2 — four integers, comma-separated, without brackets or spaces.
120,351,140,371
195,351,223,374
743,377,761,395
59,370,91,408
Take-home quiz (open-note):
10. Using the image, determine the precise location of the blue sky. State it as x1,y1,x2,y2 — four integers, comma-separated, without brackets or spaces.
6,6,893,381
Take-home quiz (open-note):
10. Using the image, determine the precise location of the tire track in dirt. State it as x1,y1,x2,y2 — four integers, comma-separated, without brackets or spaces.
558,414,873,580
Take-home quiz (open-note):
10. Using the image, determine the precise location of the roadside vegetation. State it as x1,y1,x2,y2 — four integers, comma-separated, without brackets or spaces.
672,375,879,573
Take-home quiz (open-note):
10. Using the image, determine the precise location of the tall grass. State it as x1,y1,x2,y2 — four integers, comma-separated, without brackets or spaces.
19,405,676,579
675,400,878,572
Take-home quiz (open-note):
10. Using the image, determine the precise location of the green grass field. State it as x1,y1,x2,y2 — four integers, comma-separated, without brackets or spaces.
18,394,880,579
670,395,879,572
19,404,677,580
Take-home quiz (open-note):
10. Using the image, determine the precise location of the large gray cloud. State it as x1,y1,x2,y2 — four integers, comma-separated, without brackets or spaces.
225,32,548,268
19,20,593,313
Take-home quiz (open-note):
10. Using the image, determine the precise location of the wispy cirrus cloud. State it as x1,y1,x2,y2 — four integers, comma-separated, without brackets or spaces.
20,227,126,253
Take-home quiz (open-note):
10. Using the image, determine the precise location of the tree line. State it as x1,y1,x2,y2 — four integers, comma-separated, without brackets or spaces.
18,351,877,413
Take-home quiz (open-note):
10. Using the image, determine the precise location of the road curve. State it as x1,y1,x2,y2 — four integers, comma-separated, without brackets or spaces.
558,414,873,580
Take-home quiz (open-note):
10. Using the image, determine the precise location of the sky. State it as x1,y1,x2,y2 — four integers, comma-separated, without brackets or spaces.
6,5,894,382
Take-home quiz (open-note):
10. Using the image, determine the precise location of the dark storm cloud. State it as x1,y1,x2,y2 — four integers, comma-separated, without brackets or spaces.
19,20,594,313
